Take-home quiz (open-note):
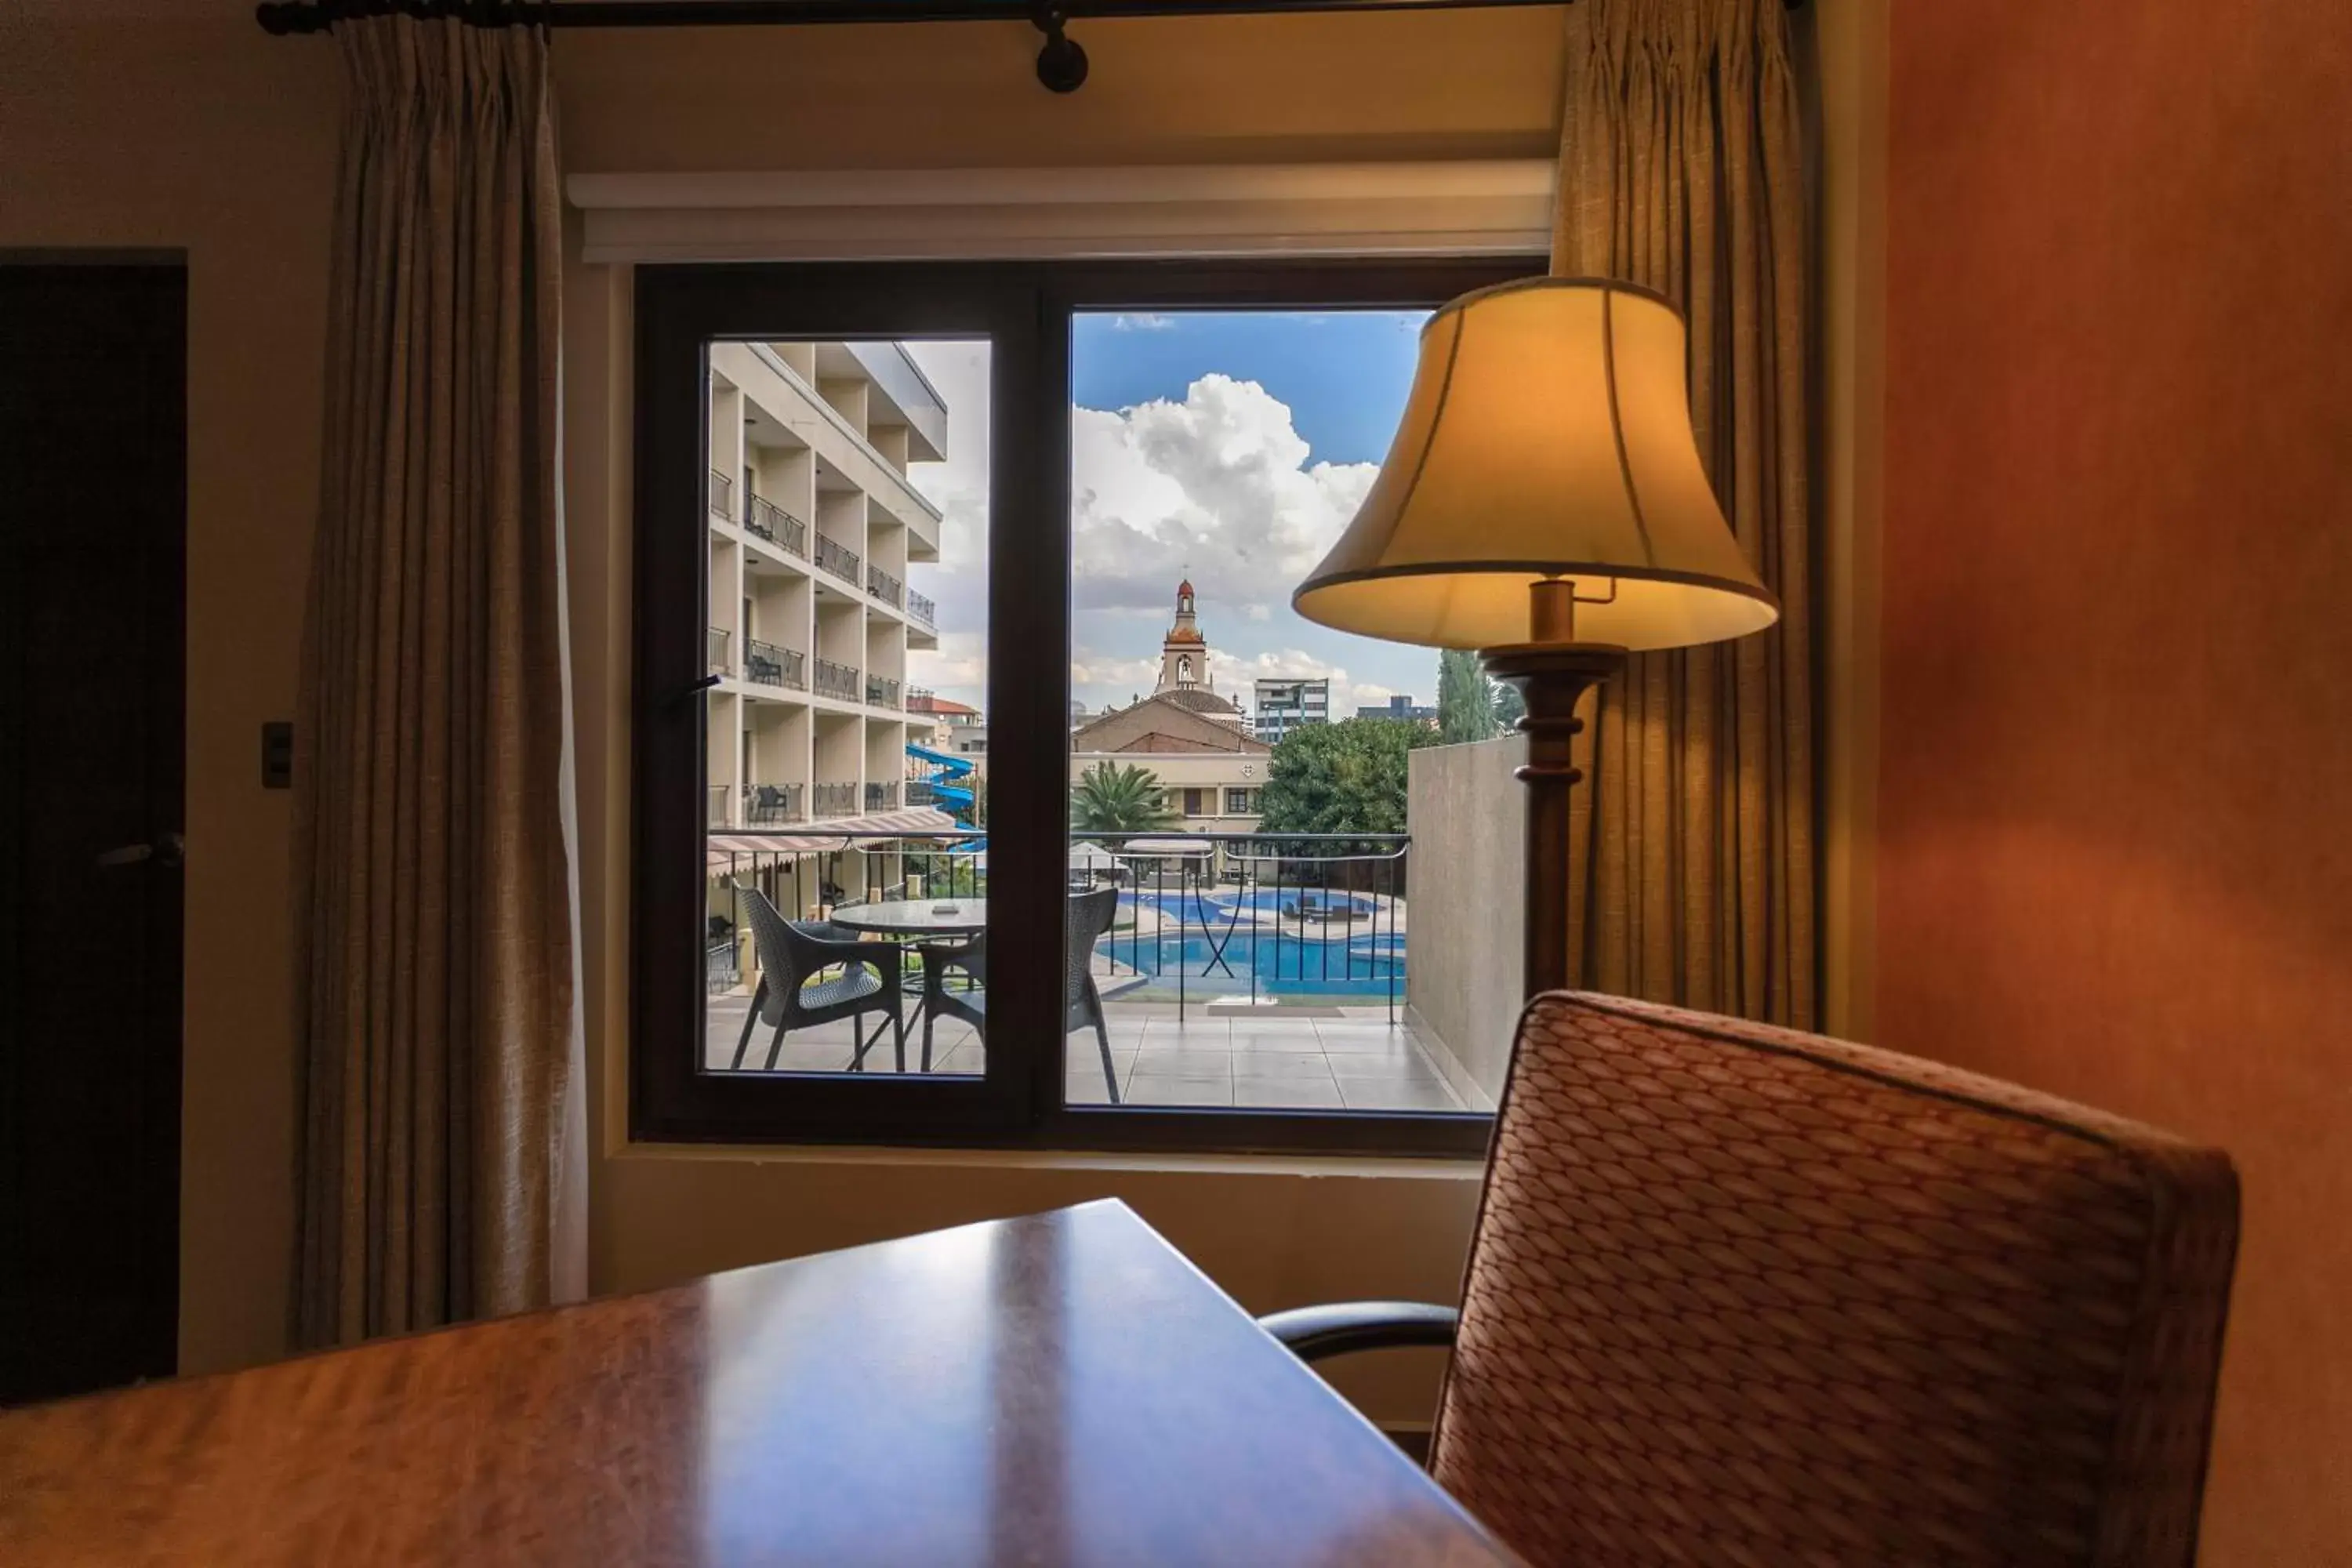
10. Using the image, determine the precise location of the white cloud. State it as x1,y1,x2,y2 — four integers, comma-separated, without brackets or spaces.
1109,313,1176,332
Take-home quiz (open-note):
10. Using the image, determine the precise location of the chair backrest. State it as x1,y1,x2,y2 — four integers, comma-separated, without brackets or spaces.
1065,886,1120,1010
731,882,811,1012
1435,993,2238,1567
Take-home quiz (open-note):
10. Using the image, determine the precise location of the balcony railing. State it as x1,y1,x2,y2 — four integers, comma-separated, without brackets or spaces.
866,781,899,813
907,590,936,629
811,781,859,819
905,779,938,807
814,531,861,586
744,493,808,557
706,784,730,826
706,626,731,674
708,467,733,520
866,564,903,609
866,674,902,710
745,782,805,825
812,656,861,702
744,638,805,691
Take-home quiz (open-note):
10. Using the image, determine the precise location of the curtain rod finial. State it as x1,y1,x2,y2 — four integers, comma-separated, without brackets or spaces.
1032,5,1088,93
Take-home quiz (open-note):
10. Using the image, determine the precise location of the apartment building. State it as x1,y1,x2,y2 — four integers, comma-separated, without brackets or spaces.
703,341,949,829
1253,677,1330,744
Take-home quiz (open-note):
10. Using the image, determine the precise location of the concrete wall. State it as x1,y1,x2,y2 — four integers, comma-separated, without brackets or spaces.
1404,738,1525,1111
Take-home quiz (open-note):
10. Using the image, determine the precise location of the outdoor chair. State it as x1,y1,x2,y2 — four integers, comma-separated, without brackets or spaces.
1262,993,2240,1566
918,886,1122,1101
729,882,906,1073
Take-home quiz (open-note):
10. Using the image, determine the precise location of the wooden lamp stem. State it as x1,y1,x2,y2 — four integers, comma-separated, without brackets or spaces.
1481,582,1625,1000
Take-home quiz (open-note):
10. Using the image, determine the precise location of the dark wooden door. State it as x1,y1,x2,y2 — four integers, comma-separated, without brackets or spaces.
0,260,187,1404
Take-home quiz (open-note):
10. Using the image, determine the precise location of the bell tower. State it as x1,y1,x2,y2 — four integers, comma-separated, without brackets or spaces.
1156,577,1210,693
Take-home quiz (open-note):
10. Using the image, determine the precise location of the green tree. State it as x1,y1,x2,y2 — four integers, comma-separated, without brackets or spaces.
1491,677,1525,733
1437,648,1501,744
1256,718,1428,839
1070,761,1180,838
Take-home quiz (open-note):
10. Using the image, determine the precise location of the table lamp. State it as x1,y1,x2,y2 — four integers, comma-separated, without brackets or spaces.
1294,278,1779,999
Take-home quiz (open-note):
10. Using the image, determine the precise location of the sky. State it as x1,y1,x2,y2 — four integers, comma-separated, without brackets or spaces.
901,310,1442,720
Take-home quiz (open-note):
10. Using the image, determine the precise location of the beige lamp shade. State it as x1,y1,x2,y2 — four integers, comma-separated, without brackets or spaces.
1293,278,1779,652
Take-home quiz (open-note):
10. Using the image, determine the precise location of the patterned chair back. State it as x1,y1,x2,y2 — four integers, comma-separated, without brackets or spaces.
1434,993,2238,1566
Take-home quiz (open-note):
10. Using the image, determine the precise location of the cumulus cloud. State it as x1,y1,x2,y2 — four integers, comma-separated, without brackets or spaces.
1071,374,1374,624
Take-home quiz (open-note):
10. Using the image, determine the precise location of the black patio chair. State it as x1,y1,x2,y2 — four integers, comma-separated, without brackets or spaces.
729,882,906,1073
917,886,1121,1101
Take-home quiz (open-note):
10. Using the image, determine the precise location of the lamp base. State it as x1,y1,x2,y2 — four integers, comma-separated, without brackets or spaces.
1479,643,1627,1000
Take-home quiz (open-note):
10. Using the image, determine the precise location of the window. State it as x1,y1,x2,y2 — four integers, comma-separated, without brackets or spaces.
633,258,1537,1152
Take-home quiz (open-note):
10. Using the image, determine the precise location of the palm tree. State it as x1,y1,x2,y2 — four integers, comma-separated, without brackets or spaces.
1071,761,1180,842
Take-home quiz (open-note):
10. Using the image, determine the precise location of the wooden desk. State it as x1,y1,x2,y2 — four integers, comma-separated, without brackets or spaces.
0,1200,1515,1566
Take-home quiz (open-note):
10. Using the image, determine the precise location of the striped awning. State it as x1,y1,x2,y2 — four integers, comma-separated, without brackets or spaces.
706,807,959,868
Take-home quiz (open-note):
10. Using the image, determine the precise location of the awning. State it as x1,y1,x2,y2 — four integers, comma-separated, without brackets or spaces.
706,807,959,869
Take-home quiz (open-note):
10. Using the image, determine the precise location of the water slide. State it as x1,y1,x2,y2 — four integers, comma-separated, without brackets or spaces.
906,742,978,822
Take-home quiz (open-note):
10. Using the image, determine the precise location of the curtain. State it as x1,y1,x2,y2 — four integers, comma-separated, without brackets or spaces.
1554,0,1816,1027
292,15,584,1347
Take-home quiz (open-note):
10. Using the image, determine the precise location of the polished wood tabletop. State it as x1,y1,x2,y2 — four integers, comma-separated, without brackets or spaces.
0,1200,1516,1566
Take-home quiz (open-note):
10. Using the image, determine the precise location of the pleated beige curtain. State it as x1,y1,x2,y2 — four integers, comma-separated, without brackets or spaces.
292,15,585,1348
1554,0,1816,1026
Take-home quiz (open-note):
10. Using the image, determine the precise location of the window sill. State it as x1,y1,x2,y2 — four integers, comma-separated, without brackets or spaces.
612,1137,1489,1183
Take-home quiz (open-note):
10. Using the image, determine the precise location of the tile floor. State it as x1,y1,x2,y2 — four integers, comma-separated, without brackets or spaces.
705,996,1471,1112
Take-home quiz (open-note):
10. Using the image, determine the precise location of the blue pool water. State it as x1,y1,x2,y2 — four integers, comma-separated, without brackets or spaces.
1094,928,1403,996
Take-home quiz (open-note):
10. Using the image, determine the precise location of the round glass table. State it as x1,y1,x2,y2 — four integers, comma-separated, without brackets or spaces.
828,898,987,938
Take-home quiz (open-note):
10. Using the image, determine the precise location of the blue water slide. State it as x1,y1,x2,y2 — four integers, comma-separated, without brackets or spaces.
906,742,978,824
906,742,975,780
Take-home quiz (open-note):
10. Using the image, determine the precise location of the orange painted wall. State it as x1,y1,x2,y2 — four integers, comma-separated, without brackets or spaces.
1875,3,2352,1559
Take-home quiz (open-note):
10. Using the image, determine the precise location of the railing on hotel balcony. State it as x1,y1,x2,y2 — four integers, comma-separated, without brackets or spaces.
744,638,805,691
906,590,937,629
865,781,899,813
706,784,730,827
866,564,903,608
708,467,733,520
812,656,861,702
866,674,902,710
706,626,731,675
814,531,861,586
811,781,859,819
744,493,808,557
905,779,938,808
745,782,805,825
699,829,1410,1024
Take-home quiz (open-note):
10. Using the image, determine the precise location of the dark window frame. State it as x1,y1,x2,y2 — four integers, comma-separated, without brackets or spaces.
632,256,1541,1156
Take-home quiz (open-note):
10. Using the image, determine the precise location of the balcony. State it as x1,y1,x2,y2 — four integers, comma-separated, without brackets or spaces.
814,531,861,586
866,564,903,609
865,781,900,813
813,656,861,703
905,779,938,808
744,638,806,691
706,784,730,827
706,626,731,675
866,674,902,710
708,467,733,520
745,782,805,825
811,781,859,819
907,590,937,629
745,493,808,558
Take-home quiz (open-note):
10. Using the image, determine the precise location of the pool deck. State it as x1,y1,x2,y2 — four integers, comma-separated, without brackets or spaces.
705,995,1469,1112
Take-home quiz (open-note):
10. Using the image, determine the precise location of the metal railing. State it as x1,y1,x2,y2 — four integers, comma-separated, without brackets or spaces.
866,564,903,608
745,493,808,557
814,531,861,585
744,638,805,691
907,590,936,628
906,779,938,807
708,467,733,519
865,781,899,812
706,784,730,826
813,656,861,702
699,829,1411,1025
745,782,805,825
706,626,731,674
811,781,859,818
866,674,902,710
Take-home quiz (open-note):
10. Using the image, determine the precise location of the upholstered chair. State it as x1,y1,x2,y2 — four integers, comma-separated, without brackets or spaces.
1265,993,2239,1566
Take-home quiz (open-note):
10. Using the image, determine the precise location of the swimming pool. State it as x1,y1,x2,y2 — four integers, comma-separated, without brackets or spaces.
1094,927,1403,997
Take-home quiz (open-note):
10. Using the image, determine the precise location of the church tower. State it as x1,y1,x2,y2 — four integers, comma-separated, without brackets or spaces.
1156,578,1210,694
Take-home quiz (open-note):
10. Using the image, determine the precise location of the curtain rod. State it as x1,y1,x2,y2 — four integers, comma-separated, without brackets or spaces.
255,0,1804,94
